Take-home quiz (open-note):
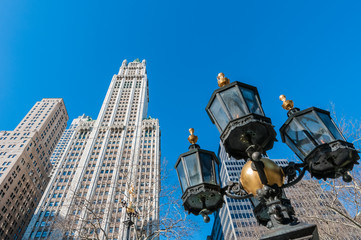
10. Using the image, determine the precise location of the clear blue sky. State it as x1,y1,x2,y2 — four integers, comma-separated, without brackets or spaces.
1,1,361,239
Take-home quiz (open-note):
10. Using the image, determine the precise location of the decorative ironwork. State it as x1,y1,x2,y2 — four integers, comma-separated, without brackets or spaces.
282,162,307,188
175,77,360,239
255,185,297,229
220,114,277,160
181,183,223,216
222,181,253,200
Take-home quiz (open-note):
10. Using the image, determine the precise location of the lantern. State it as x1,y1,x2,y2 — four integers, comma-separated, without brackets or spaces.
175,129,223,221
279,95,359,181
206,73,277,159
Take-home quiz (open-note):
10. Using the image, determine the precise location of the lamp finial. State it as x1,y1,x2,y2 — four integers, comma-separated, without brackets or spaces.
188,128,198,145
217,72,230,87
129,186,134,195
279,95,294,111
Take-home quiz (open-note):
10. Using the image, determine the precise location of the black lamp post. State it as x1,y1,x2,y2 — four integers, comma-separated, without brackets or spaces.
175,73,360,240
121,188,139,240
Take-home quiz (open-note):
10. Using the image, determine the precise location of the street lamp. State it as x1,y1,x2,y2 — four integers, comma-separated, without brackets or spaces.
279,95,359,182
121,187,139,240
175,73,360,240
175,128,223,223
205,73,276,160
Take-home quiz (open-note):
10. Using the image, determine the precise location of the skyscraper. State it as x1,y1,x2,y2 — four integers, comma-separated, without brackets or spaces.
49,115,90,178
0,98,68,240
209,143,360,240
284,180,360,239
24,59,161,240
209,143,289,240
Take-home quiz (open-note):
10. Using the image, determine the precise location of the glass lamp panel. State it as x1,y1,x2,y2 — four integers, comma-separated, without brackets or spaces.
219,87,248,120
239,87,263,115
209,97,230,131
285,135,305,160
317,112,345,141
199,153,215,184
285,120,316,157
215,160,220,185
184,153,202,187
297,112,333,144
176,162,188,193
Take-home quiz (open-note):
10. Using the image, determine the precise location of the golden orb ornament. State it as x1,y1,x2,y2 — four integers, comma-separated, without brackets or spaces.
188,128,198,145
279,94,294,111
217,72,230,87
240,158,285,196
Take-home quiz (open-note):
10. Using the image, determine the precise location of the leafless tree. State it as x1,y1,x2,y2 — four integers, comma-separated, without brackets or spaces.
289,104,361,239
52,196,110,240
50,159,197,240
129,159,198,240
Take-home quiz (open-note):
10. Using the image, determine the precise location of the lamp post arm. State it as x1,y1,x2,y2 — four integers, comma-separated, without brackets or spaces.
282,162,307,188
221,181,253,200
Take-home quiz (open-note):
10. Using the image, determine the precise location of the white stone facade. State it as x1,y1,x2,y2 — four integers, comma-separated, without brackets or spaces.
49,115,90,178
23,59,160,240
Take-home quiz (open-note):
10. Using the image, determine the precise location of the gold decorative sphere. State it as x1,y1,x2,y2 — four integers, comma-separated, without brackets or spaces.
188,128,198,144
279,94,294,111
240,158,285,196
217,72,230,87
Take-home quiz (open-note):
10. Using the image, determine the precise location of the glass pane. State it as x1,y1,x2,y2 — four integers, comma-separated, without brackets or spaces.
239,87,263,115
318,112,345,141
210,97,230,132
215,160,220,185
199,153,215,184
184,154,202,187
220,88,247,120
176,162,188,193
286,120,316,157
297,112,333,144
285,135,305,160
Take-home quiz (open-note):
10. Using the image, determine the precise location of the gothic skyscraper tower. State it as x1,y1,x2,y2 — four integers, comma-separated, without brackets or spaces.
24,59,161,240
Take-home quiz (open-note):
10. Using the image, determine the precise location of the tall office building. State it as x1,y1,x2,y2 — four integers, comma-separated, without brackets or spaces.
0,98,68,240
49,115,90,178
24,59,161,240
209,143,360,240
284,181,360,239
209,143,289,240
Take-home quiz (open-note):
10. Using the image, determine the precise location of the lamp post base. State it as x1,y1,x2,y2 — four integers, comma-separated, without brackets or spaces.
260,222,319,240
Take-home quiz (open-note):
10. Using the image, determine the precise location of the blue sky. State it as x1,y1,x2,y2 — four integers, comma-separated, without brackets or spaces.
1,1,361,238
